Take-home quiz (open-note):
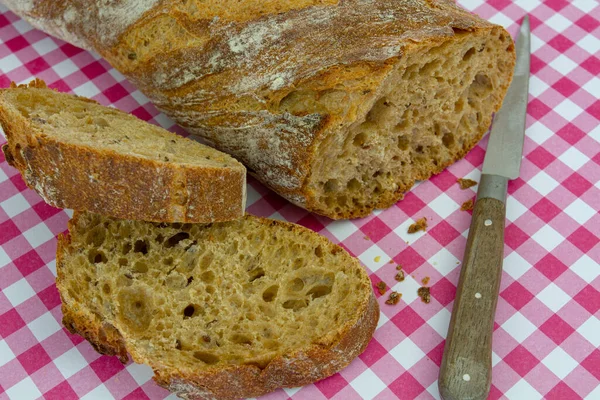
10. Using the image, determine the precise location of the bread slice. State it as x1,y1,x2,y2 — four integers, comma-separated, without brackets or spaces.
0,79,246,223
57,211,378,400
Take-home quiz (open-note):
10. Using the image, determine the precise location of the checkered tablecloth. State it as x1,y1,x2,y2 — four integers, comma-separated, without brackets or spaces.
0,1,598,399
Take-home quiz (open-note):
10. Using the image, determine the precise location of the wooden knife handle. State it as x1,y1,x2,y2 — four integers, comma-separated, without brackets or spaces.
439,197,506,400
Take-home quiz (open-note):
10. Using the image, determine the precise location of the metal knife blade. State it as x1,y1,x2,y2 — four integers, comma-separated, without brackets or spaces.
482,15,530,180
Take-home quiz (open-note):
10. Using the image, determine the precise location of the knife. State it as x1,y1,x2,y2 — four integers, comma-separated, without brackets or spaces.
438,15,530,400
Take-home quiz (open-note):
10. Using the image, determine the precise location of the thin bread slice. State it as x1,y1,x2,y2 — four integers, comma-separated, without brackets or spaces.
57,211,378,400
0,79,246,223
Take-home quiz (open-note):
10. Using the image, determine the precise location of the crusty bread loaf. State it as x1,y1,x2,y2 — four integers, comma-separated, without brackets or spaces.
57,211,378,400
5,0,515,218
0,79,246,223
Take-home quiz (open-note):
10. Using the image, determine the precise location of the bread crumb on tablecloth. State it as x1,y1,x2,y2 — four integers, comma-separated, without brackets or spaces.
457,178,478,189
461,198,475,211
376,281,387,295
421,276,430,285
386,292,402,305
418,287,431,304
408,217,428,233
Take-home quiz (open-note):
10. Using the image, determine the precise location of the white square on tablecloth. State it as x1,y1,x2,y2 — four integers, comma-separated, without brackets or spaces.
549,54,578,76
358,243,388,272
528,76,550,98
489,12,513,29
28,312,62,342
52,59,79,78
542,347,578,379
537,282,570,313
127,363,154,386
458,0,484,11
13,19,34,34
559,147,590,172
81,384,115,400
5,377,42,400
130,90,150,105
546,14,572,32
283,387,301,396
1,193,30,218
564,198,596,225
0,168,7,183
326,219,358,242
390,338,426,370
503,251,532,280
528,171,559,196
4,278,36,307
577,316,600,348
501,312,536,343
571,255,600,284
514,0,542,12
23,222,55,248
72,81,101,98
583,77,600,99
0,340,15,367
54,347,88,379
350,369,386,400
580,34,600,56
427,307,451,338
426,381,442,400
531,34,545,53
492,351,502,367
0,247,11,269
393,275,422,305
506,196,528,222
428,248,460,277
31,37,58,56
554,99,584,122
429,193,460,219
505,379,542,400
572,0,597,12
0,54,22,74
531,225,564,252
47,259,57,277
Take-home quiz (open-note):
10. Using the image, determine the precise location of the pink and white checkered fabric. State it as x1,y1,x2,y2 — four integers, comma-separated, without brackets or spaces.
0,1,598,399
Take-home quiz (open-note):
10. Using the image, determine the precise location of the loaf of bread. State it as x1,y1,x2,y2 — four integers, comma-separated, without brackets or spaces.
0,79,246,223
4,0,515,218
57,211,378,400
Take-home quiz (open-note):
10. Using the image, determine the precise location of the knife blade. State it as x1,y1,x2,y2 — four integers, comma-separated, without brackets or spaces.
438,16,531,400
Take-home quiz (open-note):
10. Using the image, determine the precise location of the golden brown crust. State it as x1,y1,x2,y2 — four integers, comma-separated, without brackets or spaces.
56,212,379,400
5,0,513,219
0,81,246,223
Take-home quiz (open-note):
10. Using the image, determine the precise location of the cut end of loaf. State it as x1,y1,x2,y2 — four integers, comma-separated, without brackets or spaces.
306,27,515,218
57,212,376,398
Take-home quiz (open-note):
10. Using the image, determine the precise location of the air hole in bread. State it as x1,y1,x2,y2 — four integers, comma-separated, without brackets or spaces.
133,240,148,255
193,351,219,364
165,232,189,248
463,47,476,61
248,268,265,282
155,234,164,243
442,133,455,148
163,257,173,266
88,250,108,264
102,283,111,294
262,285,279,302
306,284,333,299
314,246,324,258
121,242,132,255
282,299,309,311
353,132,368,147
347,178,361,191
324,179,339,193
183,304,196,318
231,334,253,346
397,135,410,151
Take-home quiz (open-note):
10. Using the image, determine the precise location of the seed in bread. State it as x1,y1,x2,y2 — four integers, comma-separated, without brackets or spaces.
57,212,378,400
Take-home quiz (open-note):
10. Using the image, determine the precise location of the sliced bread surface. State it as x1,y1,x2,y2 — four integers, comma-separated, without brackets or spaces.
0,79,246,223
57,211,378,400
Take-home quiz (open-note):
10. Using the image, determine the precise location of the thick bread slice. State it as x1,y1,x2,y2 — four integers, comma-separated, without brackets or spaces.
4,0,515,219
0,79,246,223
57,211,378,400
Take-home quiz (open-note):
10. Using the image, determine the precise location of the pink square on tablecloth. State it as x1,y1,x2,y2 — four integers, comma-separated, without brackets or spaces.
44,380,79,400
539,314,576,345
563,367,600,398
391,306,426,337
16,343,52,375
314,373,348,398
0,359,28,393
573,285,600,314
580,350,600,380
546,381,581,400
389,372,426,400
30,362,64,394
524,363,559,397
504,345,540,377
0,308,26,338
122,387,151,400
